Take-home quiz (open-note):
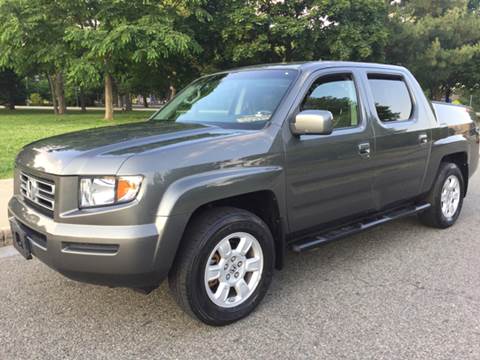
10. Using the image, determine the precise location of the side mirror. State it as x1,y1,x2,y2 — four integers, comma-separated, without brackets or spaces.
291,110,334,136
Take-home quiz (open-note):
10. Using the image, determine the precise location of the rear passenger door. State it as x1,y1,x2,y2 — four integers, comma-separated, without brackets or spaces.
363,71,430,209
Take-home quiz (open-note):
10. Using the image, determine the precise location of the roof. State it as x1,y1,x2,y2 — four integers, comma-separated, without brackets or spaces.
225,61,407,74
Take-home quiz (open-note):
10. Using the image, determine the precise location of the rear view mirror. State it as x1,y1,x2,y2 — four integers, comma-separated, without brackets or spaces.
291,110,334,136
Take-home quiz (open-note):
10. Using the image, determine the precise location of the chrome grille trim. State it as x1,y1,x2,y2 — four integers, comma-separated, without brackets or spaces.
20,172,55,211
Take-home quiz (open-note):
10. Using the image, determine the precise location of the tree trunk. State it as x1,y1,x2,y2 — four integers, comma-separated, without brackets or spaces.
104,73,114,120
118,94,124,110
431,87,442,101
79,89,86,112
125,94,132,111
169,85,176,100
54,72,66,114
445,87,452,103
142,94,149,108
284,42,293,62
47,73,59,115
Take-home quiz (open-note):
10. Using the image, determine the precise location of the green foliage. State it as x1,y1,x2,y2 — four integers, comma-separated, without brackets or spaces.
458,88,480,113
0,0,69,75
25,76,51,101
398,0,468,17
0,0,479,108
0,68,26,108
387,0,480,99
63,1,205,86
28,93,44,106
215,0,388,67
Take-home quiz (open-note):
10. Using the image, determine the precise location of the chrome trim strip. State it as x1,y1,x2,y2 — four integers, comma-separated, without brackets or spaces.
34,192,54,203
60,247,118,256
20,173,55,194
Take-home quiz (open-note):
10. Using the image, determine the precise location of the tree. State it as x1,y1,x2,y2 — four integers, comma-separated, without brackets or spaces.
320,0,389,61
398,0,468,17
1,0,479,117
387,0,480,100
213,0,388,68
218,0,325,65
64,0,205,120
0,0,70,114
0,68,26,109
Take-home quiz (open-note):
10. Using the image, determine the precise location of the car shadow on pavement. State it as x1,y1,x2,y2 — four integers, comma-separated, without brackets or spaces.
2,206,478,359
27,215,433,327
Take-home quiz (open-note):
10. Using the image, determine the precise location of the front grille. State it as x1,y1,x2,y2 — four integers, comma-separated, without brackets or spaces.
20,172,55,212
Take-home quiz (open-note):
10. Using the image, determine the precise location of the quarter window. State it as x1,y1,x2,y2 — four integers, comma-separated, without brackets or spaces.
368,75,413,122
301,74,359,129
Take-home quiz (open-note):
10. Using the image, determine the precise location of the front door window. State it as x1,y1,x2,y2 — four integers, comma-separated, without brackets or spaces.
302,74,359,130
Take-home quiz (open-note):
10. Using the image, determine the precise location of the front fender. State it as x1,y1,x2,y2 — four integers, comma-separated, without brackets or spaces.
157,166,285,217
151,166,286,278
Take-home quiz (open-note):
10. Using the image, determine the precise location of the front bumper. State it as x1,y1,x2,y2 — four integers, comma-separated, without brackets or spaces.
8,195,185,288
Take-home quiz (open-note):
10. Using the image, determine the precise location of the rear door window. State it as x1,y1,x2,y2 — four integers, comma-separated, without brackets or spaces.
368,75,413,122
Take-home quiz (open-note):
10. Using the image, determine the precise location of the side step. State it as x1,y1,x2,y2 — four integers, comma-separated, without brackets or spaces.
291,203,431,253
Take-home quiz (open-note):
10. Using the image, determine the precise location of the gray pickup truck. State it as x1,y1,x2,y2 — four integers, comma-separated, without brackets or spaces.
8,62,479,325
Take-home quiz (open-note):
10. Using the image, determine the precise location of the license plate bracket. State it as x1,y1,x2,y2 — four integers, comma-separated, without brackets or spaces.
9,220,32,260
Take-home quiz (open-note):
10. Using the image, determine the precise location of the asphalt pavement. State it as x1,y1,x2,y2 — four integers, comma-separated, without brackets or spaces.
1,172,479,359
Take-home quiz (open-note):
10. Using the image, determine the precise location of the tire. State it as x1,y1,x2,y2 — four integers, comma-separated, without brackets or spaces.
168,206,275,326
419,162,465,228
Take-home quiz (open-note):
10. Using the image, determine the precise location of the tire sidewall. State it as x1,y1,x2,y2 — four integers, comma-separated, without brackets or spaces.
434,163,464,227
187,213,274,325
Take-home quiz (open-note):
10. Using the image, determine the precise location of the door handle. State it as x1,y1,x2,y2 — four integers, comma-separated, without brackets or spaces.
358,142,371,158
419,133,428,144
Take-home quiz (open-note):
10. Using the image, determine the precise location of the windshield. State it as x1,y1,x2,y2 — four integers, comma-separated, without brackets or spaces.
152,69,298,129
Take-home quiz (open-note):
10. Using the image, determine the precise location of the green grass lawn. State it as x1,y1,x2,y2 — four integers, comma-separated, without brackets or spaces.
0,109,155,179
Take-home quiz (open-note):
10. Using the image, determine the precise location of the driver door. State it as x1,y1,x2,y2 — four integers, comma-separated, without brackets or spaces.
285,69,376,233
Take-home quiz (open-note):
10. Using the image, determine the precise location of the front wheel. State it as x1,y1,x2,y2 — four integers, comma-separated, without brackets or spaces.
168,207,274,326
419,162,465,228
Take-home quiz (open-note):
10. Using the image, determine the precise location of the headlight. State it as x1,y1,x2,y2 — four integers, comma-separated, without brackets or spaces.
79,175,143,208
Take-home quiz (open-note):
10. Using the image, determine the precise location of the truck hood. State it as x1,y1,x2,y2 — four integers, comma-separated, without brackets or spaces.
16,121,235,175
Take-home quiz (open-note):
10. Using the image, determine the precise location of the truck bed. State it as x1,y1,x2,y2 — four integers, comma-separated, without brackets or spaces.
432,101,478,126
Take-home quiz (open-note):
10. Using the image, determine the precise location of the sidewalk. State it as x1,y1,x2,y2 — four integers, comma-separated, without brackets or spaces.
0,179,13,246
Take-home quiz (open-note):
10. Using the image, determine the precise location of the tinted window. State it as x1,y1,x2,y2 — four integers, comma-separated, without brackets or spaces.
368,76,413,122
302,74,359,129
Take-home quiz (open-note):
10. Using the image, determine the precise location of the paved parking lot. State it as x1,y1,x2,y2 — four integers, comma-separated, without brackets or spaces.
1,171,480,359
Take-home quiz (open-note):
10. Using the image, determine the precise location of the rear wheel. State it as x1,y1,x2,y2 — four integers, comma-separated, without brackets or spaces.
419,162,465,228
169,207,274,326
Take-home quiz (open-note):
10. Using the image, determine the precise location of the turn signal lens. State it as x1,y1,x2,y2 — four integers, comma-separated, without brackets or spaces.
117,176,143,203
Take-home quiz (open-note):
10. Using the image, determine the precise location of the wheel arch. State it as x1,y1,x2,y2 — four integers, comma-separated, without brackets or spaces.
186,190,286,270
423,135,470,197
157,167,288,272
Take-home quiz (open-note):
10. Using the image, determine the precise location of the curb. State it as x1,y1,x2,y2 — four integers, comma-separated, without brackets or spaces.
1,227,12,247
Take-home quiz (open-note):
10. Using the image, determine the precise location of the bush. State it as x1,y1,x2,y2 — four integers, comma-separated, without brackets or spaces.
29,93,44,106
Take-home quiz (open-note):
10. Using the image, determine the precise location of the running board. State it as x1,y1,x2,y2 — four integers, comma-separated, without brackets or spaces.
291,203,431,253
